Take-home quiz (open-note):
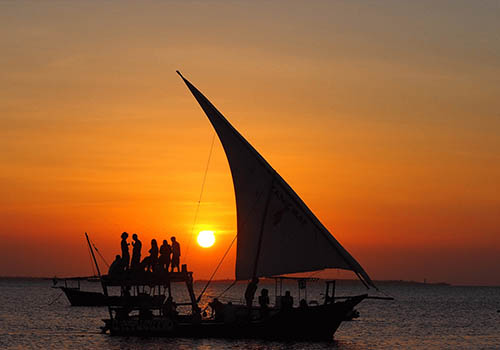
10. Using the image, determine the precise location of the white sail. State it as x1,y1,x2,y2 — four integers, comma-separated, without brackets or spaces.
178,72,375,288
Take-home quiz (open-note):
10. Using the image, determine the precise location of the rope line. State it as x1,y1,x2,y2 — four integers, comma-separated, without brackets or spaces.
48,292,64,306
201,280,238,313
92,243,110,268
214,279,238,300
197,234,237,302
185,132,216,261
87,242,97,276
189,139,274,303
196,176,269,302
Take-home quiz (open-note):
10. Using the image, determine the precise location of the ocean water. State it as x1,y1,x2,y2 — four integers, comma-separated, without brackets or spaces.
0,278,498,350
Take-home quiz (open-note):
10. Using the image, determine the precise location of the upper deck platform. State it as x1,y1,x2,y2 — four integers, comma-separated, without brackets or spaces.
102,269,194,287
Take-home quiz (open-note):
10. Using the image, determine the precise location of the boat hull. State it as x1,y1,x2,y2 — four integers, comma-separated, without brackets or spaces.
60,287,107,306
104,295,366,340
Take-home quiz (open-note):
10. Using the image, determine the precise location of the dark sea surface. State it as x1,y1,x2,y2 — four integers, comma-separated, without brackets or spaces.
0,278,498,350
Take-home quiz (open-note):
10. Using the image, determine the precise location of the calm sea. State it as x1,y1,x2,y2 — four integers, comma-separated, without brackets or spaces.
0,278,498,350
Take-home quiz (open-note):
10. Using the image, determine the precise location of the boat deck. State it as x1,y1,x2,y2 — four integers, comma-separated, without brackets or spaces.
102,270,193,287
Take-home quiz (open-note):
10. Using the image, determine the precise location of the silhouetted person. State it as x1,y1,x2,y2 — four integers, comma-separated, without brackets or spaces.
224,301,236,324
281,290,293,310
143,239,159,272
299,298,308,310
258,288,270,318
209,298,225,321
162,296,178,318
159,239,172,272
245,277,259,310
108,255,124,276
120,232,130,270
130,233,142,271
170,236,181,272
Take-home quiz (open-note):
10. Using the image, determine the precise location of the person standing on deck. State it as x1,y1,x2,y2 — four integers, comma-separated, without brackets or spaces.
120,232,130,270
131,233,142,271
245,277,259,311
159,239,172,272
170,236,181,272
146,239,159,272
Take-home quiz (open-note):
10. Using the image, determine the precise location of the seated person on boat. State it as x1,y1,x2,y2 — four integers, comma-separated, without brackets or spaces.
108,255,125,276
258,288,270,318
281,290,293,310
208,298,225,321
162,296,178,318
142,239,159,272
224,302,236,324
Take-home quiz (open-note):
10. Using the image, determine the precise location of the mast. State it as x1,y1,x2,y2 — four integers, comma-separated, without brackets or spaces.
86,232,102,277
85,232,112,318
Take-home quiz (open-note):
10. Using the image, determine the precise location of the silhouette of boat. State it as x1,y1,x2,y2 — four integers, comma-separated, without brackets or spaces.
52,235,166,307
98,72,383,340
52,277,107,306
53,276,166,307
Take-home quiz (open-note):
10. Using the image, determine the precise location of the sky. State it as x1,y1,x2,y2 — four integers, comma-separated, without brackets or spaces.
1,0,499,285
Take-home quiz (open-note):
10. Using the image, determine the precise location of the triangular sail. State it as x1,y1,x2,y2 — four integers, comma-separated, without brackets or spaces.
178,71,375,288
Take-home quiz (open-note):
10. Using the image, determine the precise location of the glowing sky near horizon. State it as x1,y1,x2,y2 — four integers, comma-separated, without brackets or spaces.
0,1,499,285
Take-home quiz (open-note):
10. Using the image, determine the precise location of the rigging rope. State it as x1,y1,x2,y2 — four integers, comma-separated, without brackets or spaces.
92,243,110,268
87,241,97,276
197,233,237,302
378,287,395,299
185,132,216,262
214,279,238,300
191,136,275,303
196,175,270,303
201,279,238,313
48,292,64,306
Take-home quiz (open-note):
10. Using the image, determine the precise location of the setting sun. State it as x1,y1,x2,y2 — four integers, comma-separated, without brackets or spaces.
197,230,215,248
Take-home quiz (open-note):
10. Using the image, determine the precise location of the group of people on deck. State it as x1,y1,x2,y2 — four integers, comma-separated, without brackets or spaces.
244,278,294,316
209,277,299,322
108,232,181,275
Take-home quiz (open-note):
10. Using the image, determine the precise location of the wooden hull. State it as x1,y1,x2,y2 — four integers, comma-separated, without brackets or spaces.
103,295,366,341
60,287,107,306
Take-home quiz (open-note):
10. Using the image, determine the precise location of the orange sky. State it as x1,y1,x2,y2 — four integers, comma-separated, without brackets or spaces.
1,1,499,285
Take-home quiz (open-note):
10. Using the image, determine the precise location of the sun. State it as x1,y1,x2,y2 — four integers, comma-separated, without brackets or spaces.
197,230,216,248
